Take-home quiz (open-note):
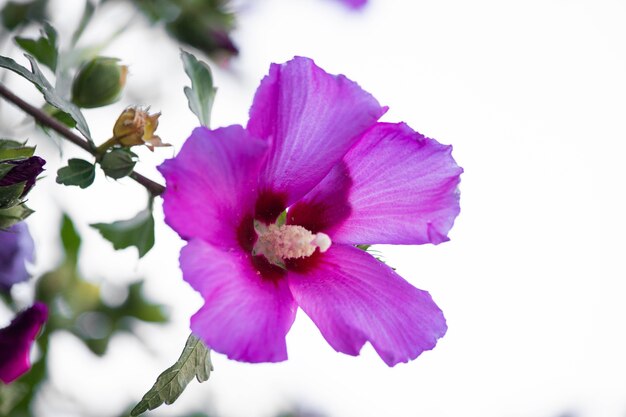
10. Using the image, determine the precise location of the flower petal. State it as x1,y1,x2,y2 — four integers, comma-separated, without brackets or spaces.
289,123,462,245
287,244,446,366
248,56,385,212
0,222,35,292
181,239,297,362
158,125,268,246
0,302,48,383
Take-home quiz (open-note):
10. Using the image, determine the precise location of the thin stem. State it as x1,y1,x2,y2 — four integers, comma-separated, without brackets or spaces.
0,82,165,196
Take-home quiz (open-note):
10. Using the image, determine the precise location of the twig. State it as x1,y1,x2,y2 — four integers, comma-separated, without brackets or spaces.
0,82,165,197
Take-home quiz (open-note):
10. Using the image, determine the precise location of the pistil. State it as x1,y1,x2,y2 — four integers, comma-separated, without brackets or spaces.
253,222,332,267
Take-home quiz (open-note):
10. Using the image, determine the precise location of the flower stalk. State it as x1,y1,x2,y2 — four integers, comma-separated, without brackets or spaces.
0,82,165,197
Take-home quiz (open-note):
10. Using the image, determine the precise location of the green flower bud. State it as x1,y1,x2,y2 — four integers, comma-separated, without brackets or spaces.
71,57,128,108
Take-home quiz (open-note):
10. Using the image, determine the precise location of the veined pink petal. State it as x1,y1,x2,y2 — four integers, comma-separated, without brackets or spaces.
287,244,446,366
0,302,48,383
289,122,462,245
182,239,297,362
158,125,268,247
247,56,385,218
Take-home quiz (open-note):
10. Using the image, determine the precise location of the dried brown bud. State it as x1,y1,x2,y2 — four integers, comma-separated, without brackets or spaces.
112,108,169,151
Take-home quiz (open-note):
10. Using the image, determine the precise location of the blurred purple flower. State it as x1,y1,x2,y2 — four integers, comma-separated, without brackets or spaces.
159,57,462,366
0,302,48,383
0,222,35,292
0,156,45,197
337,0,367,9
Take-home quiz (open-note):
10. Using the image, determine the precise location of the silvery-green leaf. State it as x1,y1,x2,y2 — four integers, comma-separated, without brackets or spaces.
131,334,212,416
0,54,92,141
181,50,216,127
15,22,58,71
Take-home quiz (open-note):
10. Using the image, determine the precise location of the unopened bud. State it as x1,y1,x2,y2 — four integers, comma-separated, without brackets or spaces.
0,156,45,197
112,107,169,151
72,57,128,108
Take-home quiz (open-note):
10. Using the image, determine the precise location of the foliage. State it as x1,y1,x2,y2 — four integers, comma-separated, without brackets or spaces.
91,205,155,258
0,215,168,416
56,158,96,188
0,4,232,417
0,55,92,141
128,0,238,59
131,334,212,416
182,49,217,127
0,140,39,228
14,22,58,72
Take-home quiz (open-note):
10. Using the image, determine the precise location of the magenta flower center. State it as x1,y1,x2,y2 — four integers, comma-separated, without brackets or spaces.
252,222,331,267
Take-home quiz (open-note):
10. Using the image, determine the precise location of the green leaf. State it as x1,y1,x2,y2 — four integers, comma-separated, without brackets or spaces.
0,381,28,415
1,0,47,31
100,148,137,179
15,22,58,71
0,203,33,229
91,208,155,257
51,108,77,128
123,282,168,323
56,158,95,188
71,0,95,46
131,334,212,416
61,213,81,261
0,182,26,209
0,139,35,161
0,163,15,179
181,50,216,127
0,54,92,141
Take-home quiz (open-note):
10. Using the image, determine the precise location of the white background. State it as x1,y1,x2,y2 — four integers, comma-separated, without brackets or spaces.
2,0,626,416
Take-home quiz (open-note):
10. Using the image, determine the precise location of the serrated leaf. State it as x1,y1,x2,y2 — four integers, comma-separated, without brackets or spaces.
91,208,154,257
131,334,212,416
181,50,216,127
100,148,137,179
71,0,95,46
0,139,35,161
0,203,33,229
0,54,92,141
15,22,58,71
0,181,26,209
56,158,95,188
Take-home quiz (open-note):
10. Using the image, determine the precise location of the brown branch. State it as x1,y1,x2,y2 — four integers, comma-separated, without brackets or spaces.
0,82,165,197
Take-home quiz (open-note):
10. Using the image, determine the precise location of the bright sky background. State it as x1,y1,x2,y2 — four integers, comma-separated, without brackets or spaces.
5,0,626,416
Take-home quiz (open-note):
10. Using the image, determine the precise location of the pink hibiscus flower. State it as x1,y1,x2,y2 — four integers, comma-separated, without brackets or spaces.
159,57,462,366
0,302,48,383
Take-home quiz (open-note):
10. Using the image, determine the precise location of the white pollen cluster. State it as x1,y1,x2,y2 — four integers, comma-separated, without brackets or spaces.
254,223,332,266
